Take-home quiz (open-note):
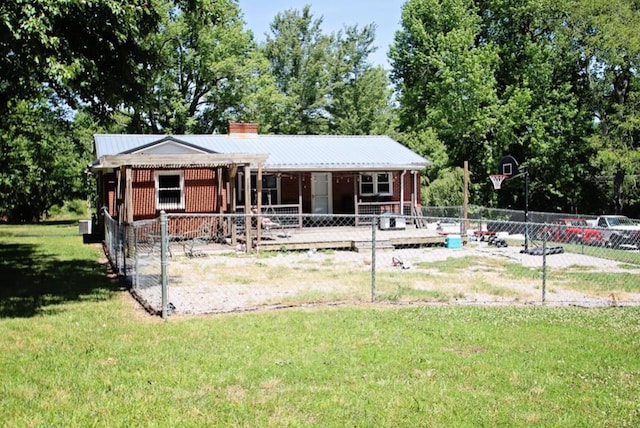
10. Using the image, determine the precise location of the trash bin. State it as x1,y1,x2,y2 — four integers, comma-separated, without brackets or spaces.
446,234,462,249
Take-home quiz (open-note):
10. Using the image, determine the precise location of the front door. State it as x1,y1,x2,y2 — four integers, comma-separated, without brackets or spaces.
311,173,332,215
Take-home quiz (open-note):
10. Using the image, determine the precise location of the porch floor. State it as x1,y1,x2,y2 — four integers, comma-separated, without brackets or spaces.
174,224,458,255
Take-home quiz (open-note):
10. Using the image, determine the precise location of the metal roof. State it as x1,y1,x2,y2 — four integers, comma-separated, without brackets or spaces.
93,134,431,171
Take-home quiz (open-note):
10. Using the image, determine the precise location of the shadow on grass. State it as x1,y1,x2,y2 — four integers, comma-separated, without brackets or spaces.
0,240,121,318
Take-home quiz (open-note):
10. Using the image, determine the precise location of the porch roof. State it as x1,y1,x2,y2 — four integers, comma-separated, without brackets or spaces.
93,134,431,172
91,153,269,170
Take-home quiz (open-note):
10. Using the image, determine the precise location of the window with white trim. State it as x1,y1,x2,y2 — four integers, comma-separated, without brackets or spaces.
360,172,393,196
156,171,184,210
237,173,280,205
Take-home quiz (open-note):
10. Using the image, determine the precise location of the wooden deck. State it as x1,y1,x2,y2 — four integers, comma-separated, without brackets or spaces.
243,225,452,252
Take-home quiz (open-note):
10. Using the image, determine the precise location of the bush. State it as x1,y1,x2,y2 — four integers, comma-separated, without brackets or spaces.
48,199,88,220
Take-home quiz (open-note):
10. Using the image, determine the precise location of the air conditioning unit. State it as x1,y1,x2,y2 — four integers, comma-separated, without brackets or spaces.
379,213,406,230
78,219,92,235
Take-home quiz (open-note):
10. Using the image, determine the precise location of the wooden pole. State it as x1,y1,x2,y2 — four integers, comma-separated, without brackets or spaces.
244,164,252,252
125,166,133,224
256,163,263,244
229,165,237,245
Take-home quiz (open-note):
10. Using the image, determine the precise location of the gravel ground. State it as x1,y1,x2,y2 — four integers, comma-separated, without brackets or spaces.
131,243,640,316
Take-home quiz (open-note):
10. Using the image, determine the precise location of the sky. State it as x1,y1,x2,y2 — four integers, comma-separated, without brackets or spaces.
237,0,406,68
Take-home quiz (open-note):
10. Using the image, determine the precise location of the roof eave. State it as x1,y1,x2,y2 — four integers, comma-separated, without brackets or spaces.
89,153,270,171
263,163,431,173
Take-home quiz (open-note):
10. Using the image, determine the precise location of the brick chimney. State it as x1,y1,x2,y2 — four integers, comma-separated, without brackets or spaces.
228,122,258,137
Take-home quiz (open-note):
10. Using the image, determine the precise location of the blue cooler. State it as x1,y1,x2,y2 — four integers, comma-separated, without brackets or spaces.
446,234,462,249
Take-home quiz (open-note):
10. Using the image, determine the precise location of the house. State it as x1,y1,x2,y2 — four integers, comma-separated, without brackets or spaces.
90,123,431,241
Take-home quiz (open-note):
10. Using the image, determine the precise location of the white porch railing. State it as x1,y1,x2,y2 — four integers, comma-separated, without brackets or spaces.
236,204,303,229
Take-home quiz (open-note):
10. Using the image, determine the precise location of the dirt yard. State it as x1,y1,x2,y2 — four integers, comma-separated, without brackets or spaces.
130,241,640,315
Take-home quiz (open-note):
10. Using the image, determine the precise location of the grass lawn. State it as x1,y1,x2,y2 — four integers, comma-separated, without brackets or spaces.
1,222,640,426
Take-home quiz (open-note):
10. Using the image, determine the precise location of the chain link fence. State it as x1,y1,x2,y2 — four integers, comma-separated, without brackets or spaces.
102,208,640,317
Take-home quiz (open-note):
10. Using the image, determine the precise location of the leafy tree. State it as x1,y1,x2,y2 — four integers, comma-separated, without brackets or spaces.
391,0,599,213
0,98,86,222
327,24,394,135
0,0,161,118
390,0,501,203
0,0,162,220
122,0,268,134
262,5,333,134
422,167,466,206
261,6,396,136
569,0,640,214
477,0,597,213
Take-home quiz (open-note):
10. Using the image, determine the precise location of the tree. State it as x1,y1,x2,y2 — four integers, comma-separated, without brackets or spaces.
327,24,394,135
123,0,268,134
0,0,161,118
476,0,598,213
262,6,333,134
390,0,501,203
0,0,162,220
0,97,87,222
569,0,640,214
390,0,600,213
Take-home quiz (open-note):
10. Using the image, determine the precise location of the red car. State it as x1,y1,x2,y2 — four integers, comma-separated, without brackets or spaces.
547,218,603,245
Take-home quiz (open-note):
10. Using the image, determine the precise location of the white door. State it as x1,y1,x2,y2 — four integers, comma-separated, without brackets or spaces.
311,173,332,215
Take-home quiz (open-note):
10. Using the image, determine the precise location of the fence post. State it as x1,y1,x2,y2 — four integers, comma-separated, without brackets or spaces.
542,223,547,303
160,211,169,319
371,216,377,302
122,225,127,279
134,226,139,290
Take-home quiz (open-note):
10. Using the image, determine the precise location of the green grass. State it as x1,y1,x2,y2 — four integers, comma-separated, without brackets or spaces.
562,242,640,265
1,223,640,426
551,270,640,294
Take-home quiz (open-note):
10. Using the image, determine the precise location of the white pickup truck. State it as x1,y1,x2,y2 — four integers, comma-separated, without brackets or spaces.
589,215,640,249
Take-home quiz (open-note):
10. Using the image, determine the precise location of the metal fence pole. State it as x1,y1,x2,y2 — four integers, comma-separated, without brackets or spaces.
542,224,547,303
371,216,377,302
160,211,168,320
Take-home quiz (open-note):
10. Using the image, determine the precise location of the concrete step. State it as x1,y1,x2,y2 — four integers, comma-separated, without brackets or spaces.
352,240,394,252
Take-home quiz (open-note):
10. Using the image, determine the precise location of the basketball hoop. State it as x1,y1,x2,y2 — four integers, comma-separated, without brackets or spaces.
489,174,507,190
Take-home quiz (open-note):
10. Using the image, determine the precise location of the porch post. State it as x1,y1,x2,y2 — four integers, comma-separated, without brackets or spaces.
229,165,237,245
353,175,359,226
298,174,303,228
125,166,133,224
217,167,223,214
256,163,263,243
116,166,125,223
400,171,406,216
412,171,419,213
244,163,252,252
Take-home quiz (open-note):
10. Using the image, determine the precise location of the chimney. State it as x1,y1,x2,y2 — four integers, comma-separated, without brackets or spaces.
228,122,258,137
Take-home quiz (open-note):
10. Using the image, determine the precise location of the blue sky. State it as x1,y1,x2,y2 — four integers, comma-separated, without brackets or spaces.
237,0,406,68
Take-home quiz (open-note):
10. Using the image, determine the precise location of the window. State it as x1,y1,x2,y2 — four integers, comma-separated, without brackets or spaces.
260,174,279,205
156,171,184,209
237,173,280,205
360,172,393,196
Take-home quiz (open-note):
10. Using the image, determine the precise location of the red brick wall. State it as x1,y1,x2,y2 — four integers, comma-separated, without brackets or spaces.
128,168,218,220
280,174,301,205
332,173,356,214
278,171,419,214
184,169,217,212
132,169,155,218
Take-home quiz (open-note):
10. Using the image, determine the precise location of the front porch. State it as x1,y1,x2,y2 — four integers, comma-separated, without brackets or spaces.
163,214,453,256
249,225,449,252
242,201,422,228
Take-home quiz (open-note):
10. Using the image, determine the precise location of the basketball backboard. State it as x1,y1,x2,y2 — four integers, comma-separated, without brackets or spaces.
498,155,519,177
